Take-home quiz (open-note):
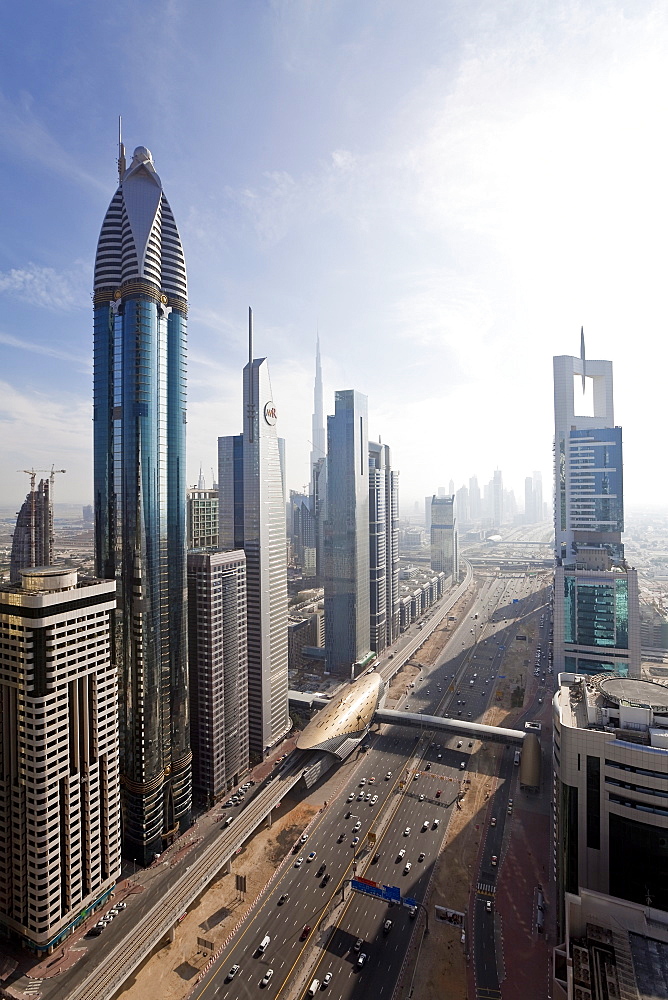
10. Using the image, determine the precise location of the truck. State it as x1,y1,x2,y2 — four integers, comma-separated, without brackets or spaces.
514,750,521,766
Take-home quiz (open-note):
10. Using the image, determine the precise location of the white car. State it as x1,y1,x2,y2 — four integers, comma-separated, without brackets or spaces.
347,792,355,802
353,821,361,832
294,857,303,867
260,969,274,987
419,794,425,802
370,795,378,805
403,827,411,836
422,820,429,830
322,972,333,986
397,848,406,859
359,778,367,786
403,862,412,874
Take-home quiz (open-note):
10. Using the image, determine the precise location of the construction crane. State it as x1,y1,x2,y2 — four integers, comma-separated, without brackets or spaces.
16,467,66,569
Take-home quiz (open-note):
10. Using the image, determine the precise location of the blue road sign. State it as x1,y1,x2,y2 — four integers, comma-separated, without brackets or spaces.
351,879,402,904
403,897,419,909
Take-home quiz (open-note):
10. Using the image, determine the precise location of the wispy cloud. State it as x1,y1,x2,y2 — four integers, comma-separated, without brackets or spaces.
0,90,108,193
0,260,91,312
0,382,92,503
0,329,89,366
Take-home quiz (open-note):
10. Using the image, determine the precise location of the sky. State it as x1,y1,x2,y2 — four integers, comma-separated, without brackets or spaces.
1,0,666,513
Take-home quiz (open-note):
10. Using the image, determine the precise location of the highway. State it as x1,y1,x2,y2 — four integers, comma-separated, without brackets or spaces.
191,568,551,1000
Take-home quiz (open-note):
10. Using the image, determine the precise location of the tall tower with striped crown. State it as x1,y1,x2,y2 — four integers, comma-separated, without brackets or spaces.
93,141,191,862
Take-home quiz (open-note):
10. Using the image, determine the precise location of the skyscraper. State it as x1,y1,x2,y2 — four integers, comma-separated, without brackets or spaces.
324,390,371,677
552,339,640,677
218,313,290,755
310,336,326,473
187,485,219,549
187,550,248,803
430,495,458,579
0,568,119,952
10,477,53,583
93,142,191,862
368,441,399,653
492,469,504,528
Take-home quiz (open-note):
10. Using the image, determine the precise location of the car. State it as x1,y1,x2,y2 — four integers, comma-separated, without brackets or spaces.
353,821,361,832
403,827,411,836
337,832,345,843
351,837,359,846
491,855,498,866
307,851,316,862
322,972,333,986
383,919,393,934
353,938,364,952
370,795,378,805
397,848,406,860
316,864,326,876
422,820,429,830
437,753,442,758
413,773,419,781
403,862,412,874
508,798,513,807
468,712,472,717
460,761,466,769
508,803,513,814
278,893,288,905
347,792,355,802
294,857,303,867
433,819,440,828
369,776,375,783
435,789,441,798
300,833,309,843
490,816,497,826
418,852,425,862
408,905,418,919
371,853,381,863
356,953,367,968
345,811,352,819
260,969,274,987
359,778,367,786
321,873,331,886
486,900,492,913
357,792,365,801
365,792,371,801
385,771,392,780
300,924,311,940
468,741,473,748
456,741,463,748
226,964,240,982
419,794,425,802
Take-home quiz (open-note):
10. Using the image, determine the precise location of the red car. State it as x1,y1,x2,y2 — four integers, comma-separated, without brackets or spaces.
435,789,441,798
300,925,311,941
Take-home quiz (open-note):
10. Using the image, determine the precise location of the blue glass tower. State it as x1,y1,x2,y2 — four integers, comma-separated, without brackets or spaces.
93,144,191,862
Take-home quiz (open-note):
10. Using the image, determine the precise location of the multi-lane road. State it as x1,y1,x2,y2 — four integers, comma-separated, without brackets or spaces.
192,569,551,1000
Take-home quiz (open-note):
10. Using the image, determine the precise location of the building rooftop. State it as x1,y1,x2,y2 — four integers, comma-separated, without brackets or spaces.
557,672,668,747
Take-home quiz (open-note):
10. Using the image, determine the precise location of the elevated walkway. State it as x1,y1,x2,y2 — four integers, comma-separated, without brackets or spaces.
373,708,525,746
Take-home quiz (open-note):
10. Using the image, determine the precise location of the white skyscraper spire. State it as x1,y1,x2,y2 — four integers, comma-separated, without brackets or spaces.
310,335,325,472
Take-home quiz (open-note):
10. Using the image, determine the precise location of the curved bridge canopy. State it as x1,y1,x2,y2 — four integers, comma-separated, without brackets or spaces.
296,671,384,755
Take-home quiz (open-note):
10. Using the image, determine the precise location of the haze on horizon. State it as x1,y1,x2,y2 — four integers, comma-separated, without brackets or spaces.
0,1,666,510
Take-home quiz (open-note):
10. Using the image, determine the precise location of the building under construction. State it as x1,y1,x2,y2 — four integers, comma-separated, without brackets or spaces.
10,469,64,583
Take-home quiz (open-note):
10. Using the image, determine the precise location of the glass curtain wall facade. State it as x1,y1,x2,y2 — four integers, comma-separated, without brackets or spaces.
324,390,371,677
10,478,53,583
218,355,290,756
93,146,191,863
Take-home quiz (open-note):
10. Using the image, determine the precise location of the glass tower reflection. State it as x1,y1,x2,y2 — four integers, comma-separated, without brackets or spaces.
93,144,191,862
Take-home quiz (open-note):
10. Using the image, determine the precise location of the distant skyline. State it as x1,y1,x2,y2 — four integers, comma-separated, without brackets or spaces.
1,1,666,509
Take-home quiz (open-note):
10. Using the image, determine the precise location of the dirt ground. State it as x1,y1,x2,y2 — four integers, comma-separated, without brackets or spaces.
118,801,319,1000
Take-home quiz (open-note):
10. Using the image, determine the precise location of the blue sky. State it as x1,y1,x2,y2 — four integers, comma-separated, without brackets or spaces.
1,0,666,510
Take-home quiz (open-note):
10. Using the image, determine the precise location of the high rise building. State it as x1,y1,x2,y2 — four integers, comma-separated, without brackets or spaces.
455,484,469,525
368,441,399,653
324,390,371,677
93,142,191,862
532,470,543,522
430,495,458,579
524,476,534,522
187,486,219,549
553,672,668,932
552,340,639,678
424,496,432,535
0,568,119,953
10,474,56,583
187,550,248,803
310,336,326,473
468,475,481,521
218,313,290,755
492,469,504,528
289,490,316,578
